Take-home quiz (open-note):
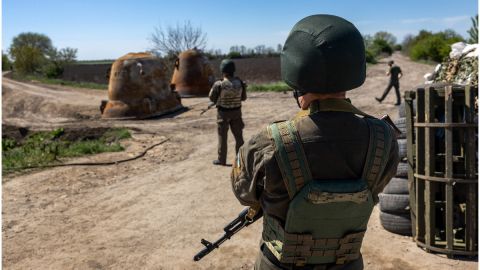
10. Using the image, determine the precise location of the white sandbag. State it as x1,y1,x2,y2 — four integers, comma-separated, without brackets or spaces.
462,44,479,58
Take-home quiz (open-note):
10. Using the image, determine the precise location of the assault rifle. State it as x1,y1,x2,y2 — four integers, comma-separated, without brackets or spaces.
193,206,262,261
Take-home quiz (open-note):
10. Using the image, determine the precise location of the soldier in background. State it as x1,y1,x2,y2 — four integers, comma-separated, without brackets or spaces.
231,15,399,269
209,59,247,166
376,60,403,105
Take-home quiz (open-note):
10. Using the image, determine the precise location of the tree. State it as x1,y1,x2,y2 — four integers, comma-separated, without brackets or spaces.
371,38,393,56
373,31,397,47
149,21,207,56
2,52,12,71
467,15,478,43
43,47,78,78
230,45,240,53
276,44,283,53
9,32,54,74
363,34,373,49
254,45,266,55
240,45,247,55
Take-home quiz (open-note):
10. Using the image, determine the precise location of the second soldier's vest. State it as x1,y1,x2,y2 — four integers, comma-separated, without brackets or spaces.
263,101,393,267
216,77,244,109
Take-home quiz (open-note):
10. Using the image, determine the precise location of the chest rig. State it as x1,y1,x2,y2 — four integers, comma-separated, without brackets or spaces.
264,99,393,266
216,77,244,109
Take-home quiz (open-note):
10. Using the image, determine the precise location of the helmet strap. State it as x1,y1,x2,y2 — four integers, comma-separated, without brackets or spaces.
293,89,303,108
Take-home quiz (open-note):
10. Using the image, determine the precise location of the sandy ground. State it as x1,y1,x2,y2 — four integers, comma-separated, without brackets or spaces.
2,53,477,269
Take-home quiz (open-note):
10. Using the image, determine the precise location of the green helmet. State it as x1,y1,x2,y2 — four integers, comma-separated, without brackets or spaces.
281,14,366,94
220,59,235,75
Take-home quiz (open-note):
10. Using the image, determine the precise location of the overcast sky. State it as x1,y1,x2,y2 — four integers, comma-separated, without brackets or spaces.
2,0,478,60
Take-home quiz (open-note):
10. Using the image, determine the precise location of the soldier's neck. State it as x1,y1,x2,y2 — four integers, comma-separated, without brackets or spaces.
223,74,234,80
298,92,346,110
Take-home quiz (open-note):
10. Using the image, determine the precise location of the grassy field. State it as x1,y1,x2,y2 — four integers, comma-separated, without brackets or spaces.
12,73,108,90
248,81,291,92
2,128,131,173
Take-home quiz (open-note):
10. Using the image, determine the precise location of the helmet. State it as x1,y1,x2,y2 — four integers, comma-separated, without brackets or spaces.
281,14,366,94
220,59,235,75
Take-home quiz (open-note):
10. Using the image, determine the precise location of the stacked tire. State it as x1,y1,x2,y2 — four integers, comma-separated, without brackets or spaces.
378,116,412,236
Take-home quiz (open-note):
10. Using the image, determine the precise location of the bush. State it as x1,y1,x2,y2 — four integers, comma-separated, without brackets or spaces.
363,31,396,62
227,51,242,59
410,35,450,62
394,44,402,51
42,63,63,78
371,39,393,56
365,49,377,64
403,29,464,62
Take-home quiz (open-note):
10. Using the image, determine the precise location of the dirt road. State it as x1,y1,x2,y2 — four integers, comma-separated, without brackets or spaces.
2,53,477,269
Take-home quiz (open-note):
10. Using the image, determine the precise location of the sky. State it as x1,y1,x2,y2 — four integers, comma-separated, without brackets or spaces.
2,0,478,60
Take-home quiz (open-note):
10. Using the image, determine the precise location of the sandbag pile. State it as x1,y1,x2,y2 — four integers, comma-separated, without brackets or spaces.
424,42,478,86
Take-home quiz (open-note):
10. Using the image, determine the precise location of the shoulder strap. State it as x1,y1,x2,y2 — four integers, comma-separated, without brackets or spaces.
267,120,312,199
268,117,393,199
362,118,393,186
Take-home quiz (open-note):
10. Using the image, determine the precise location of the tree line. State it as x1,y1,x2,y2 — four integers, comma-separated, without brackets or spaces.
3,16,477,76
2,32,77,77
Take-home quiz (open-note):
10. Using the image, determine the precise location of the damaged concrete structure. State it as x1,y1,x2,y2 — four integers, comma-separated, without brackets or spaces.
101,52,183,119
170,49,215,97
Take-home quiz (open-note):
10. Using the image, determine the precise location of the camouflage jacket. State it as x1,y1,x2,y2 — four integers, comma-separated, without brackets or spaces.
231,99,399,222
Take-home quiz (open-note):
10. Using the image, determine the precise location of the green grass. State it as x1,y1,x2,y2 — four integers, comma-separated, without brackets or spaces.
2,128,131,173
248,81,291,92
12,74,108,90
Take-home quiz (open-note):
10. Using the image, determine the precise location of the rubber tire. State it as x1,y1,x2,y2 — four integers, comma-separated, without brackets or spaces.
394,117,406,139
382,177,409,194
397,138,407,159
379,211,412,236
379,193,410,214
398,103,406,118
395,162,409,178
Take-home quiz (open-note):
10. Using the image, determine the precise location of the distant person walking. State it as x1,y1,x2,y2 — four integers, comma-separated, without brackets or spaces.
376,60,403,105
209,59,247,166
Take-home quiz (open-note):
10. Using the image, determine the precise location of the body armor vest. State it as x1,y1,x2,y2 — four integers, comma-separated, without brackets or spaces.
263,103,393,266
216,78,244,109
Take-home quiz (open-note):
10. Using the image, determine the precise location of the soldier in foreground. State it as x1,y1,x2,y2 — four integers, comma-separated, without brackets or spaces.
231,15,399,269
375,60,403,105
209,59,247,165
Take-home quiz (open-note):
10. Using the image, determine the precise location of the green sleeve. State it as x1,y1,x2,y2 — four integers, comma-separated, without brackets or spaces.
208,82,220,103
231,128,273,206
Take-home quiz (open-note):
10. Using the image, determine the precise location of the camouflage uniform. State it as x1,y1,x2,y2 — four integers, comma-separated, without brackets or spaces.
230,15,399,270
209,76,247,164
231,99,399,269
